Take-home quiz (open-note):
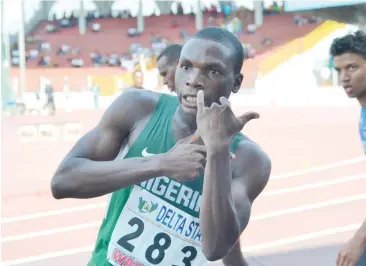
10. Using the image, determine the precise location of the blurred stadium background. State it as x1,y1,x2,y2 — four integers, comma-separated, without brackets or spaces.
2,1,366,266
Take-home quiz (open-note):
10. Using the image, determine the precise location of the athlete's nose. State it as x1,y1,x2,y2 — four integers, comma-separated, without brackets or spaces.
339,69,351,84
185,69,203,89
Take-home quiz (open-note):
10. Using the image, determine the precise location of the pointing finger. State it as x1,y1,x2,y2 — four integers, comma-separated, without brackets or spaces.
196,90,205,116
219,96,231,107
179,130,199,144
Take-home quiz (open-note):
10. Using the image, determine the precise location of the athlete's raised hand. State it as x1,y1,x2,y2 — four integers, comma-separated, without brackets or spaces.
196,90,259,148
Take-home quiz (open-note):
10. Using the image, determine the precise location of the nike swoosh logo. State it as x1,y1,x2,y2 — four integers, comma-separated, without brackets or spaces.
142,148,155,157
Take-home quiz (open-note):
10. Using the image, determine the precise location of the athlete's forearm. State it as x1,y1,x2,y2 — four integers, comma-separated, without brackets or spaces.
200,145,240,261
51,155,166,199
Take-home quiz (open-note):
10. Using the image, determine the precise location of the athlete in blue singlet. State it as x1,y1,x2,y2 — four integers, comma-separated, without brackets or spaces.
360,107,366,154
331,30,366,266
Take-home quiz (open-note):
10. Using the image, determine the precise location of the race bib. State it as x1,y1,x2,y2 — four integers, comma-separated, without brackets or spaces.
107,186,207,266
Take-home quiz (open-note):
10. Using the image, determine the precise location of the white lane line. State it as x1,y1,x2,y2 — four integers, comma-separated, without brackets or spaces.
1,203,106,224
1,156,364,224
262,173,366,197
270,156,366,180
1,222,100,243
2,224,361,265
3,194,365,244
251,193,366,221
241,223,360,253
1,245,95,266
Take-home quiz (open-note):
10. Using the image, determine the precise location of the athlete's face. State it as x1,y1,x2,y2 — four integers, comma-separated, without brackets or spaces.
175,39,242,115
333,52,366,99
157,56,177,92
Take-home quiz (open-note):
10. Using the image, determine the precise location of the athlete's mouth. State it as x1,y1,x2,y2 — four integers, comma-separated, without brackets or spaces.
343,85,353,94
183,95,197,105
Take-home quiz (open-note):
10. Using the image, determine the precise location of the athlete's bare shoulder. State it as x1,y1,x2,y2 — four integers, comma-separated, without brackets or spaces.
235,134,268,161
115,88,160,114
105,89,161,127
232,134,271,201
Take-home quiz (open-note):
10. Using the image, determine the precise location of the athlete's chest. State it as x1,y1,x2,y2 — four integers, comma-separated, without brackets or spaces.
109,128,206,266
106,167,205,266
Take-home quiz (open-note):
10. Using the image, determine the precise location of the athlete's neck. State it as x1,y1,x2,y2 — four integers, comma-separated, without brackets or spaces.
172,106,197,140
359,93,366,107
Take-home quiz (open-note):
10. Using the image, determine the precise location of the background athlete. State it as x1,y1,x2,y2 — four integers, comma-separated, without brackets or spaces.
51,26,271,266
157,44,182,93
129,69,145,90
331,30,366,266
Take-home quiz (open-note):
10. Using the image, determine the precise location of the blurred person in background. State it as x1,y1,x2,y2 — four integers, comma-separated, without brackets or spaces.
331,30,366,266
91,83,100,109
156,44,182,93
129,69,145,90
44,84,55,115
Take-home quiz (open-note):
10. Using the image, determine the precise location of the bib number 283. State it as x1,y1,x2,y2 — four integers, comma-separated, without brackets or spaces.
117,217,198,266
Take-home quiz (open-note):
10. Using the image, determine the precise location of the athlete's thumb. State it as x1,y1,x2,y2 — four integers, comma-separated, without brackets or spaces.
238,111,260,128
178,130,200,144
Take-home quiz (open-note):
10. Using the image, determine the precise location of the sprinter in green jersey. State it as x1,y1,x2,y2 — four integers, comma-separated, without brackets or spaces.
51,27,271,266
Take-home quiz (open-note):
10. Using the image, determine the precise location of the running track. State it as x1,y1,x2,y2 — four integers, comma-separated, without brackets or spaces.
2,105,366,266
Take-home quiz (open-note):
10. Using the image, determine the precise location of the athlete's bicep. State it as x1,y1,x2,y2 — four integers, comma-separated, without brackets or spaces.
63,98,132,163
67,121,125,162
58,90,157,165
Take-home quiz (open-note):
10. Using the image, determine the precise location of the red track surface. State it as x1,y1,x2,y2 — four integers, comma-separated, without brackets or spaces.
2,105,366,266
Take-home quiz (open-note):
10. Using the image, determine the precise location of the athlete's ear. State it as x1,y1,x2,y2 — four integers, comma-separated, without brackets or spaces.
233,73,243,93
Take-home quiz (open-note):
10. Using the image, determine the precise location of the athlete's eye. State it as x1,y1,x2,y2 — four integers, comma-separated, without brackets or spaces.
208,69,221,75
348,65,357,71
181,64,190,71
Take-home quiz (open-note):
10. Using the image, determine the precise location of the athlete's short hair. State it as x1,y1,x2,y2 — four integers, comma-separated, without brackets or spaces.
157,44,183,65
330,30,366,60
191,26,244,74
